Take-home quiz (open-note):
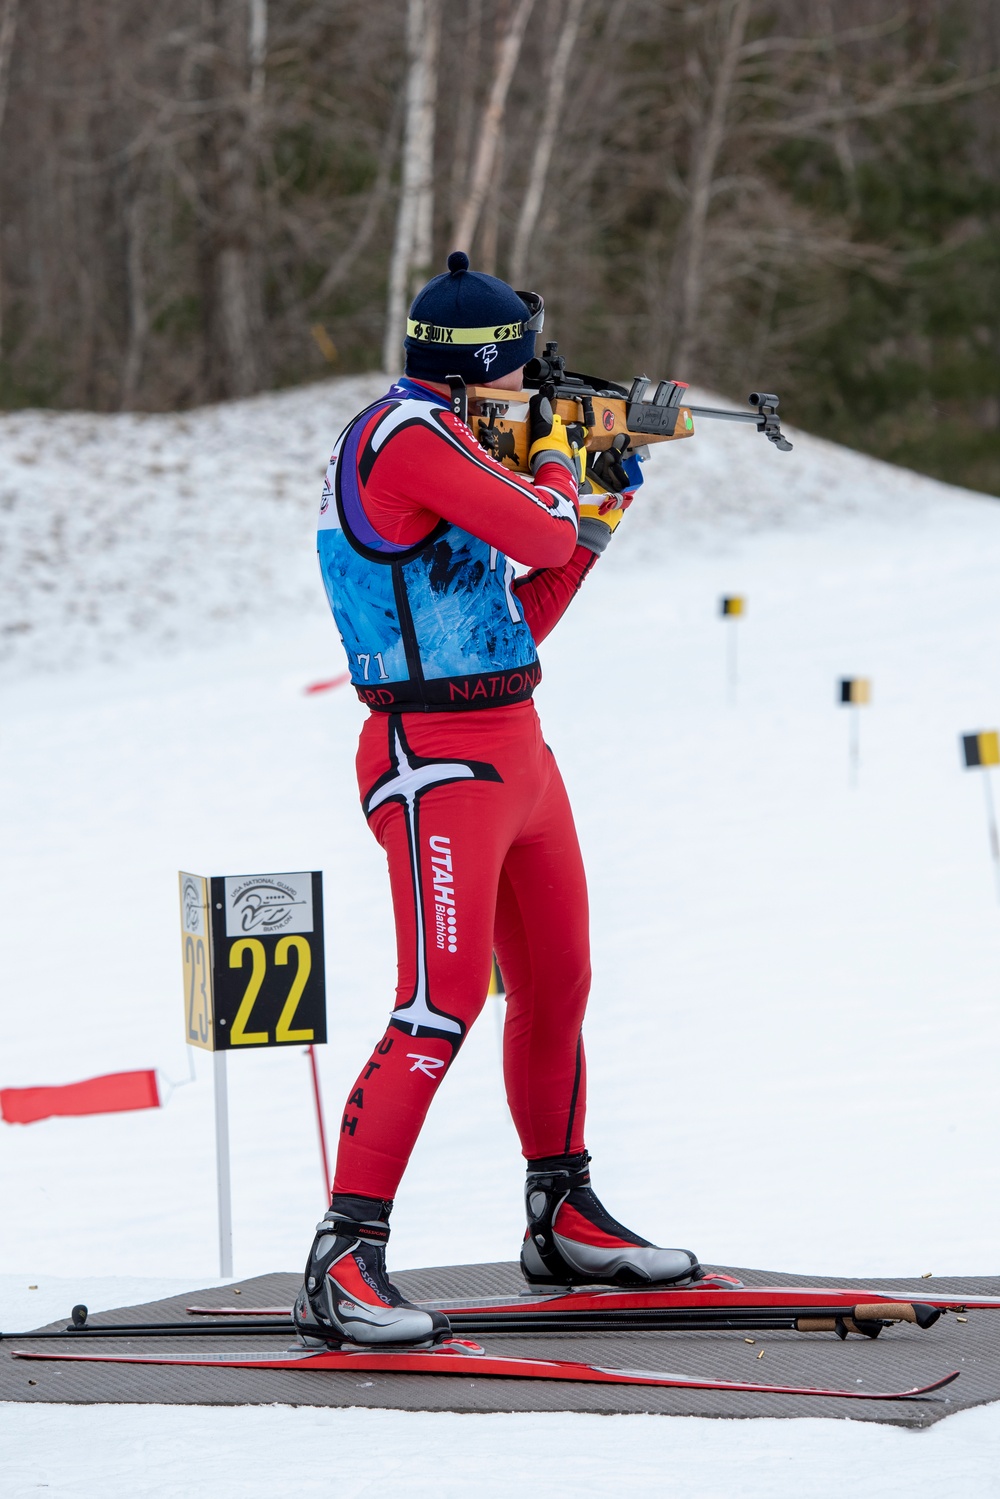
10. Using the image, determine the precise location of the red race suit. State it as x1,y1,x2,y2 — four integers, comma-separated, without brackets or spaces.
324,378,601,1198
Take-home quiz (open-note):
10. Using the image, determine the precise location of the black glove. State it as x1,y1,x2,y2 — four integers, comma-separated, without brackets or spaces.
528,392,586,483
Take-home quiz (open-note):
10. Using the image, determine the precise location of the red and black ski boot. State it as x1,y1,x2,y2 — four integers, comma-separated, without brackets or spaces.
520,1152,702,1288
293,1195,451,1349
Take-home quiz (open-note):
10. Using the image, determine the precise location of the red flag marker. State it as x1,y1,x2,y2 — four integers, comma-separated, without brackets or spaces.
1,1070,161,1125
304,673,350,695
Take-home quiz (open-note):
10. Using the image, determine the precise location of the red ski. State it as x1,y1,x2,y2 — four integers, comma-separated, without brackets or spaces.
185,1284,1000,1318
11,1339,959,1401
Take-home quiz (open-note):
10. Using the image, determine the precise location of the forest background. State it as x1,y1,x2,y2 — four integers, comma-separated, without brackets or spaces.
1,0,998,496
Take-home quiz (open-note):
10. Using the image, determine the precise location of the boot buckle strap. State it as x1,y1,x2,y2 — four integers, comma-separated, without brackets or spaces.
315,1214,389,1244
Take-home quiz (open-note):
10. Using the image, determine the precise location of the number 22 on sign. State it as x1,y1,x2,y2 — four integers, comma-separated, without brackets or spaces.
228,936,314,1045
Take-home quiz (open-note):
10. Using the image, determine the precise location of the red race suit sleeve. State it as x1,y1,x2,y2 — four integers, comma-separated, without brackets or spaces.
511,546,600,645
360,402,580,568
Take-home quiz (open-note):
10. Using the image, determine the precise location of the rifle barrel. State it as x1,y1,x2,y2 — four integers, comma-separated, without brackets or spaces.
687,405,761,424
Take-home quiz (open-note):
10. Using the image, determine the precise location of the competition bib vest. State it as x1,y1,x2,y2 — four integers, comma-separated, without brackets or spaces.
317,381,541,712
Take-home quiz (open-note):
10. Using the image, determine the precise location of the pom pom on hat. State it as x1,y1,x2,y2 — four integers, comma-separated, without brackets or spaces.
447,250,470,274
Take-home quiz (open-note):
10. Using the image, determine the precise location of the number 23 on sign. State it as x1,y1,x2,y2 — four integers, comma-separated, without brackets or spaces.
180,872,213,1049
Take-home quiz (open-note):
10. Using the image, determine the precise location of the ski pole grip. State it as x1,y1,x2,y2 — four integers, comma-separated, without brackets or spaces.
855,1301,939,1329
854,1302,915,1324
795,1305,932,1335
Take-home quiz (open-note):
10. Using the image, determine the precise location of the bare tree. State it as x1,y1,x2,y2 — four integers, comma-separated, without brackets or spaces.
383,0,443,372
0,0,19,350
306,94,403,312
221,0,269,396
508,0,586,286
0,0,15,128
816,0,860,214
180,0,273,398
120,165,150,410
249,0,267,108
670,0,752,373
448,1,484,243
452,0,535,256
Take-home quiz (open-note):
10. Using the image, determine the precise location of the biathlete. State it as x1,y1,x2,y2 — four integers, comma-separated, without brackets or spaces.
295,251,704,1350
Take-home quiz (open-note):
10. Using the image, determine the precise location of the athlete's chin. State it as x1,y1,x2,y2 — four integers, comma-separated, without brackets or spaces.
480,367,525,392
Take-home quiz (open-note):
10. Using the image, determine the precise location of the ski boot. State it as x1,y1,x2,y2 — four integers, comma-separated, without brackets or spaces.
520,1151,703,1288
293,1194,451,1349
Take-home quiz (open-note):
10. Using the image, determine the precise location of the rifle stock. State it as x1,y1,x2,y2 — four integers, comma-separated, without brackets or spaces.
466,386,695,476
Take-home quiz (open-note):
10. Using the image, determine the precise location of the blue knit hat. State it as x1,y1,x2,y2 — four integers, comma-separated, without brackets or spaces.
404,251,543,383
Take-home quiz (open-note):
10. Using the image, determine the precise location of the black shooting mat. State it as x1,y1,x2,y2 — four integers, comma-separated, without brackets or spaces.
3,1263,998,1428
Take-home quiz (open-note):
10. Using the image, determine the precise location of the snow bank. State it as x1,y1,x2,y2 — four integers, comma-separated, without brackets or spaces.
0,377,385,678
2,375,989,679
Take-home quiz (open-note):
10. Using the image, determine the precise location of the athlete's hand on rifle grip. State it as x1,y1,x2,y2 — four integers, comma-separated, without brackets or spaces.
576,481,634,555
528,393,586,485
588,442,632,494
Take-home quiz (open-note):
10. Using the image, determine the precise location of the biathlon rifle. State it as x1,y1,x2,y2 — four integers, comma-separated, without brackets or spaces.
450,340,792,479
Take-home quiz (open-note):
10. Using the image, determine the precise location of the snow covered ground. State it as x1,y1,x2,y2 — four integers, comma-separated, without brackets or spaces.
3,1397,999,1498
3,376,1000,1493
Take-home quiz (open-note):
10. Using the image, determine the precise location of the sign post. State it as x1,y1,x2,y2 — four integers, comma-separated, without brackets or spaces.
960,732,1000,902
179,869,327,1276
212,1051,233,1277
307,1044,331,1196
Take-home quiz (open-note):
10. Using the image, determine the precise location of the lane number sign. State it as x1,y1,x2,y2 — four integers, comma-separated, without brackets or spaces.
178,870,326,1051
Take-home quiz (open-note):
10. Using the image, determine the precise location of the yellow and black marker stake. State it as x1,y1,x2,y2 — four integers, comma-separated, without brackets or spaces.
720,596,745,701
838,678,871,788
488,954,505,1061
179,869,327,1275
960,731,1000,901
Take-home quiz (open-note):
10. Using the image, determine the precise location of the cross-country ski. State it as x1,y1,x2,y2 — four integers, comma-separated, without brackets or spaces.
10,1342,960,1403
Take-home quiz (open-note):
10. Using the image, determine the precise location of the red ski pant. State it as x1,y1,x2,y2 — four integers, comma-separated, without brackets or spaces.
333,701,590,1200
